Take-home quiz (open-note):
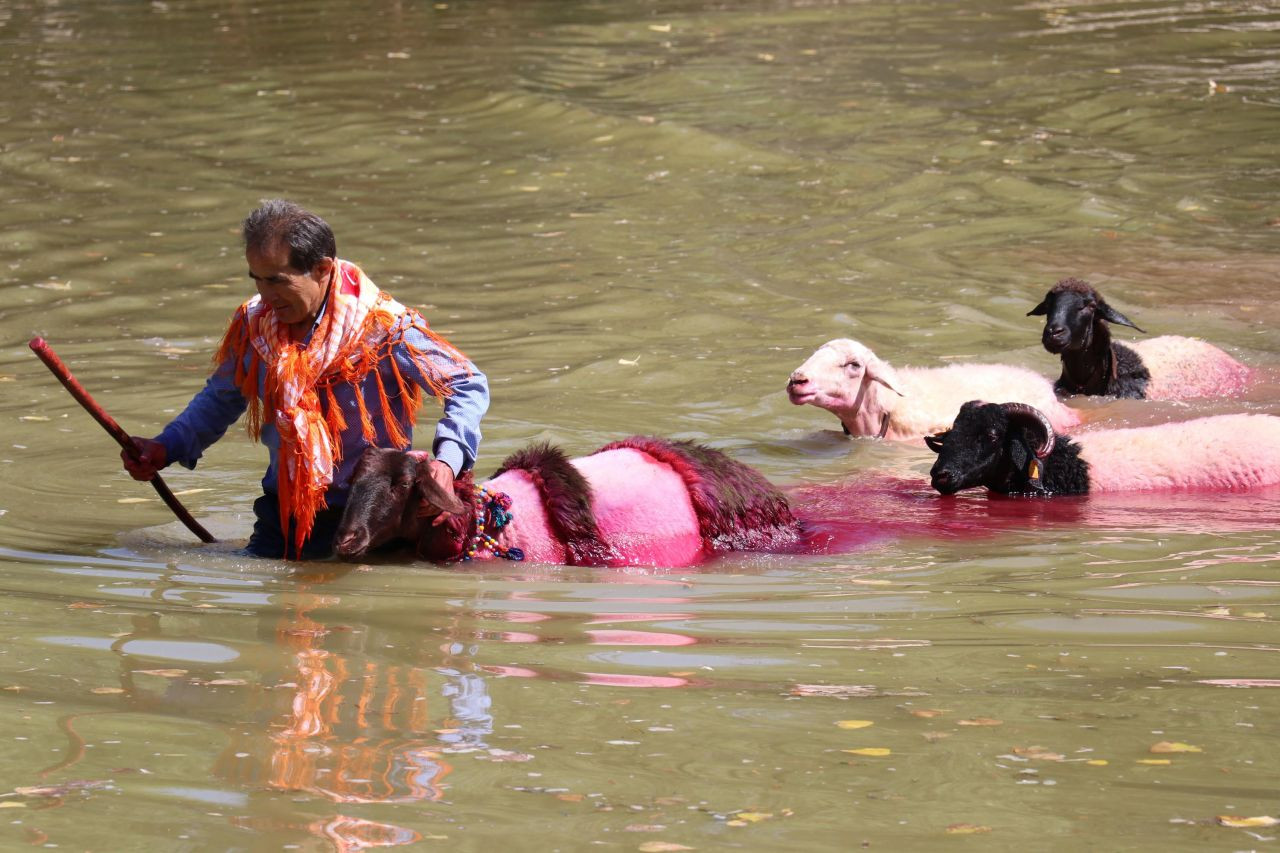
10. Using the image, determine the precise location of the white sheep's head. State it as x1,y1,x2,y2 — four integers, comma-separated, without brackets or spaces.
786,338,906,432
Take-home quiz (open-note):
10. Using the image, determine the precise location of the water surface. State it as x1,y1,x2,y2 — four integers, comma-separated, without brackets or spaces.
2,1,1279,849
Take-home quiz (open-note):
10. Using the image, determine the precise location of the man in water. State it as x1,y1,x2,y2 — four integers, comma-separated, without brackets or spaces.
122,199,489,559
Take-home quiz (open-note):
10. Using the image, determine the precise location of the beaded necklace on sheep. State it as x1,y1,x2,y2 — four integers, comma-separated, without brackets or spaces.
463,485,524,561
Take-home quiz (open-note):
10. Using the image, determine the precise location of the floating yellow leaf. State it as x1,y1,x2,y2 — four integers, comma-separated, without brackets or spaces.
638,843,693,852
843,748,891,757
958,717,1003,727
1086,759,1109,766
117,497,152,504
910,709,944,719
90,687,125,694
1150,741,1201,754
836,720,874,729
1136,759,1171,765
945,824,992,835
556,793,584,803
647,23,672,33
134,669,187,678
19,415,50,422
1216,815,1279,828
734,812,773,823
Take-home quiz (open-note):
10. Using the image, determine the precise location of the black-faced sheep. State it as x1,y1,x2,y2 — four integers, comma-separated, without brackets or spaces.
1028,277,1251,399
786,338,1080,440
926,401,1280,496
334,438,801,567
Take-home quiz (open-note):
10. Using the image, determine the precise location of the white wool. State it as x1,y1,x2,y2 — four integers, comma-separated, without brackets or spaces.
1078,414,1280,492
790,338,1079,440
888,363,1076,439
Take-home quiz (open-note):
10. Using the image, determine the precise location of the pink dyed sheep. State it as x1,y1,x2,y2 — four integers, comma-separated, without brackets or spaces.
334,437,801,567
1029,278,1252,399
927,401,1280,496
786,338,1080,440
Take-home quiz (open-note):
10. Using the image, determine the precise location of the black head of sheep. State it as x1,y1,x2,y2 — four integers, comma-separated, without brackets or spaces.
925,401,1089,496
1028,278,1154,397
1028,277,1145,355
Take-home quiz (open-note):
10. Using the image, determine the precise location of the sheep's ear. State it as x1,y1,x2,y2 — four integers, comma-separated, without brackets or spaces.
1008,437,1029,472
414,466,467,516
924,432,947,454
1027,296,1050,316
1098,303,1145,333
864,358,906,397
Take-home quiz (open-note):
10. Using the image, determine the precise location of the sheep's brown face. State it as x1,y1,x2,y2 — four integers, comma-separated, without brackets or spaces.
335,448,422,559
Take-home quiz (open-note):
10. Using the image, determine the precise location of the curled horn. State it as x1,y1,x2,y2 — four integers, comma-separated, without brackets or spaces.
1000,403,1055,459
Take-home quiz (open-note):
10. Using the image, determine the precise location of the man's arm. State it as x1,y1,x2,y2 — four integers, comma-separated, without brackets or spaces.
393,325,490,476
122,357,249,480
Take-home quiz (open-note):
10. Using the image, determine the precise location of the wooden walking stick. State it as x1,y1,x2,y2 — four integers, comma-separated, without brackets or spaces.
28,337,217,543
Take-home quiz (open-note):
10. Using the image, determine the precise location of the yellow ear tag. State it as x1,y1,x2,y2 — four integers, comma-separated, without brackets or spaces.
1028,459,1041,479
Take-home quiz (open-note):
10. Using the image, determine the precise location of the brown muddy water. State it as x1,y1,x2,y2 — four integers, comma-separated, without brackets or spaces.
2,1,1280,850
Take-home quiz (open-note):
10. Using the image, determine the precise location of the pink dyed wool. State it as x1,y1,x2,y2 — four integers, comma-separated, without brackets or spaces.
1080,414,1280,492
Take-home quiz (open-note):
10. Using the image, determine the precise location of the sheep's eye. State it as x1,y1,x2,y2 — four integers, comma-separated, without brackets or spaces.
843,360,861,371
985,429,1000,443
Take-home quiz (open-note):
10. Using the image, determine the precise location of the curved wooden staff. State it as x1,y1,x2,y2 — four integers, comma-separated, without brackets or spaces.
28,337,216,543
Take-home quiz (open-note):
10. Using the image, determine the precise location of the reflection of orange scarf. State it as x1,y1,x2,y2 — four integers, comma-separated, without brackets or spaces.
215,259,463,557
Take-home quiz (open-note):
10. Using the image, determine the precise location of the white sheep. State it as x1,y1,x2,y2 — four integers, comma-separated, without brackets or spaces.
928,401,1280,495
786,338,1080,440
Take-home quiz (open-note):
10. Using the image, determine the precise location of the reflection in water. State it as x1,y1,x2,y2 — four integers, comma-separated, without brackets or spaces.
791,476,1280,552
67,575,507,850
226,593,476,809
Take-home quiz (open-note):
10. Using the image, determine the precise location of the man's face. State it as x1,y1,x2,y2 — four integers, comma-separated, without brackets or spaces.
247,241,332,329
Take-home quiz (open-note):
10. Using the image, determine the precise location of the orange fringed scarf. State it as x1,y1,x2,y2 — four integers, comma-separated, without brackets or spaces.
215,259,465,558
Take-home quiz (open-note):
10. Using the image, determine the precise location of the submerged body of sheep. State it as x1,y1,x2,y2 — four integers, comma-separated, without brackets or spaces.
334,437,801,567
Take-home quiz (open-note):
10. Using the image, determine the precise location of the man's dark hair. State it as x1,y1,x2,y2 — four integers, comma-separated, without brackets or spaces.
242,199,337,272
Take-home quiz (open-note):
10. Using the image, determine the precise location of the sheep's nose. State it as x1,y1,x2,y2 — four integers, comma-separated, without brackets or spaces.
788,373,808,389
334,532,368,559
930,469,957,494
1042,324,1070,352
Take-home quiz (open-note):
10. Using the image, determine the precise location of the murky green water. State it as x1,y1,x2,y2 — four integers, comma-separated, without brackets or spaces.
2,0,1279,849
